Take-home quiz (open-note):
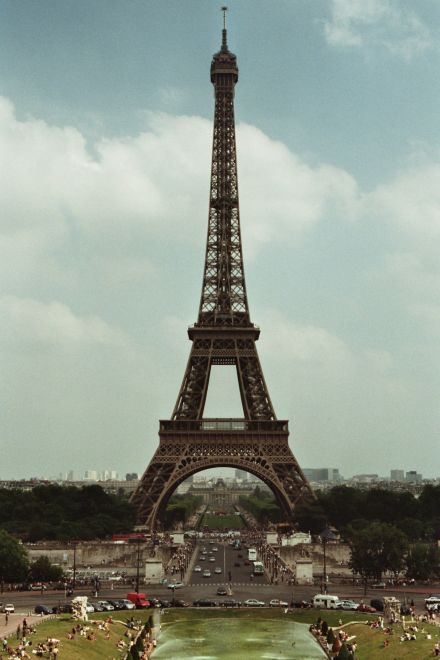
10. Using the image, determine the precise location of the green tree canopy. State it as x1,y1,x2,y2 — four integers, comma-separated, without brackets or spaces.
345,522,408,580
0,529,29,583
30,556,64,582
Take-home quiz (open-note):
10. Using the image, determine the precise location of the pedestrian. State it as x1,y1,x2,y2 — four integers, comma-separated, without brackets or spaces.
16,624,21,639
4,612,8,626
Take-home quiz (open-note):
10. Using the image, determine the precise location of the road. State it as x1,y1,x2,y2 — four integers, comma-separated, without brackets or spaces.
2,541,436,612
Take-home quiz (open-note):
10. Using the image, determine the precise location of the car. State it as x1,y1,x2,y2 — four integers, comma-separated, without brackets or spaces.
217,587,228,596
209,557,215,562
109,599,124,609
53,604,73,614
212,547,218,552
34,605,53,615
85,604,95,613
371,582,386,589
193,599,218,607
357,604,377,613
199,556,206,561
203,570,212,578
234,562,240,567
269,599,288,607
167,582,184,590
118,599,136,610
147,598,162,609
214,567,222,574
194,566,202,572
222,599,241,608
244,561,250,566
244,599,265,607
3,604,14,614
97,600,115,611
30,583,47,591
171,599,190,607
291,600,312,609
370,599,384,612
337,600,360,611
90,602,105,612
158,599,172,608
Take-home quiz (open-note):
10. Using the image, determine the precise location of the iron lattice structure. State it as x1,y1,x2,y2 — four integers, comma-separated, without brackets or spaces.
132,23,313,530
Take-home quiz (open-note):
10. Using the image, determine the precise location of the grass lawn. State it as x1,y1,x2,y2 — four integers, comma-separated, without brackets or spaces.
199,513,245,529
2,611,156,660
335,621,440,659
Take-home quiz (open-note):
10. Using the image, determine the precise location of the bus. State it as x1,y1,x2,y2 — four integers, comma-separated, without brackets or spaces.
248,548,257,561
253,561,264,576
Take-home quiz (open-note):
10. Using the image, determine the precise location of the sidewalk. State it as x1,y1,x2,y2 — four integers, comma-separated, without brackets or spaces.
0,612,54,642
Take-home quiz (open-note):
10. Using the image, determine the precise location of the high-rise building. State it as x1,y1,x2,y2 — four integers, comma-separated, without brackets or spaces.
406,470,422,483
390,469,404,481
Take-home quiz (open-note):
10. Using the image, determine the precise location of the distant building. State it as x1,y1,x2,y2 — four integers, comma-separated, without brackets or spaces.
303,468,340,482
390,469,405,481
84,470,98,481
406,470,422,483
125,473,139,481
235,469,248,481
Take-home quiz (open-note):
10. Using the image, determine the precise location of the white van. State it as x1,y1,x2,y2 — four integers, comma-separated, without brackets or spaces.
312,594,341,609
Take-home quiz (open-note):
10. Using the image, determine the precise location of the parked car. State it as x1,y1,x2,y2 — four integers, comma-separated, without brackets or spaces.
97,600,114,611
171,599,189,608
371,582,386,589
337,600,360,611
216,587,228,596
147,598,162,609
85,604,95,613
203,570,212,578
370,599,384,612
214,567,222,574
209,557,215,562
222,599,241,608
269,599,288,607
158,599,172,608
34,605,53,615
90,602,105,612
291,600,312,609
118,599,136,610
109,600,124,610
193,599,218,607
194,566,202,572
2,604,15,614
357,604,377,613
53,604,73,614
244,599,265,607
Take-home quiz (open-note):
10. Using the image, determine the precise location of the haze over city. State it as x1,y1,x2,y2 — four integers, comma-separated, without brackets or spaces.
1,0,439,479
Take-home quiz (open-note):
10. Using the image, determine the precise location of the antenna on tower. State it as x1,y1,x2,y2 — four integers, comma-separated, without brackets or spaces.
221,6,228,50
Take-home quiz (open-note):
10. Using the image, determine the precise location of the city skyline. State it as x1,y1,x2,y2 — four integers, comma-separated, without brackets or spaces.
1,1,439,479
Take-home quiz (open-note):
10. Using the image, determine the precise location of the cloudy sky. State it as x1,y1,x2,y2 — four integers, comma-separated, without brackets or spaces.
1,0,439,481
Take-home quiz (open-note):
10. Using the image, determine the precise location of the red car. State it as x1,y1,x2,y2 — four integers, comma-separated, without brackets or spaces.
357,604,377,613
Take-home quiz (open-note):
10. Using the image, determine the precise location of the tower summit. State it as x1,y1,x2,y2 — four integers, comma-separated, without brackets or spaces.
131,16,313,530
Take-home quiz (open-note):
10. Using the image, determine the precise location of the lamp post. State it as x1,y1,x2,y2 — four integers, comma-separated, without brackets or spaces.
135,538,142,593
323,537,327,595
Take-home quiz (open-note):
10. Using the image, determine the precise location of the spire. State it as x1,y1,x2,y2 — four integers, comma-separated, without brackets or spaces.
221,6,228,50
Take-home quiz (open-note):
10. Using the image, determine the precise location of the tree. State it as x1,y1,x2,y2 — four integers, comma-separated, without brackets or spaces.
0,529,29,583
345,522,408,582
29,556,64,582
406,544,440,581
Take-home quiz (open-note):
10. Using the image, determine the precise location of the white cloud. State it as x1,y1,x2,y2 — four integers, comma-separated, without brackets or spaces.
0,295,128,348
325,0,432,59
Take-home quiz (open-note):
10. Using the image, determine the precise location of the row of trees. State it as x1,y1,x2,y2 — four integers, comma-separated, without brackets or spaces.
0,530,64,584
239,488,283,525
163,493,203,527
0,484,136,541
295,484,440,540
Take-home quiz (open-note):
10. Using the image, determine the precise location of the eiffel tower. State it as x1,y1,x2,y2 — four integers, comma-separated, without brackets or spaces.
132,11,313,530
